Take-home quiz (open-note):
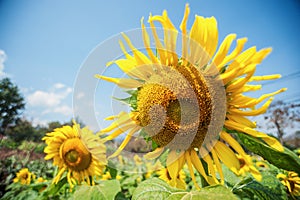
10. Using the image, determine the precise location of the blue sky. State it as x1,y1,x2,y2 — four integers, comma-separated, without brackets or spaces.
0,0,299,131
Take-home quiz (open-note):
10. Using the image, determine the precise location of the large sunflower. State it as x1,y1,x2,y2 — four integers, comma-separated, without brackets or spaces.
43,122,107,187
97,4,285,188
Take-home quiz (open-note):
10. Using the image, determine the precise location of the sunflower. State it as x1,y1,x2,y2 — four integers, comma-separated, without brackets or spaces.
13,168,35,185
98,4,285,188
157,167,186,190
236,154,261,180
277,171,300,197
43,122,107,187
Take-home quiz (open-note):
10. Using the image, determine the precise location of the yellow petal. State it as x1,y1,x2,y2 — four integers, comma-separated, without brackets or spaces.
249,74,281,82
141,17,160,64
214,141,240,172
166,151,179,179
179,4,190,61
185,151,200,189
211,148,224,184
224,120,284,151
190,150,209,182
220,131,246,156
148,14,167,65
108,59,148,80
229,97,274,116
218,37,248,68
108,126,141,158
95,75,142,89
226,114,256,128
213,34,236,68
202,148,219,184
242,88,286,108
250,47,272,64
121,33,153,66
103,123,137,141
100,112,132,133
144,147,165,160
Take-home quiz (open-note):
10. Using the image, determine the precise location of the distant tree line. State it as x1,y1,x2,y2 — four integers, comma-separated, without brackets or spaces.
0,77,82,144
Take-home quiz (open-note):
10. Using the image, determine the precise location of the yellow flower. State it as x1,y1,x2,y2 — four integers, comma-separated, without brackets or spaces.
13,168,35,185
145,160,163,179
36,177,47,183
101,171,112,180
157,167,186,189
116,175,122,180
43,122,107,188
98,4,285,188
256,161,269,169
277,172,300,197
236,154,261,180
133,154,143,166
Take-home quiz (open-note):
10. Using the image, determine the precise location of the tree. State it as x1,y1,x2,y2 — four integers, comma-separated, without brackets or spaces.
264,100,300,144
5,118,36,142
0,78,25,135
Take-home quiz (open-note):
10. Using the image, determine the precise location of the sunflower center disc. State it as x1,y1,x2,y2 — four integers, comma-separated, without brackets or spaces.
136,65,213,150
61,138,92,171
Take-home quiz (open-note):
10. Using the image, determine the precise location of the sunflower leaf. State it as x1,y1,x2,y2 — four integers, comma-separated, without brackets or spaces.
72,179,121,200
132,178,238,200
234,132,300,174
172,185,238,200
132,178,182,200
232,172,288,200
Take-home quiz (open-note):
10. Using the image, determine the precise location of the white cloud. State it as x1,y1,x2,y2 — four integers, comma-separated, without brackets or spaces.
53,83,65,89
53,105,73,116
27,86,72,107
76,92,85,99
0,50,7,77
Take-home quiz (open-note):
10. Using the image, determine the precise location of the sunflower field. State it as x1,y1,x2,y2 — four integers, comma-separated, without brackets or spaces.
1,3,300,200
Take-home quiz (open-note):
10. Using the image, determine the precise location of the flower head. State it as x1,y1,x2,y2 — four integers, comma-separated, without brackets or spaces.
236,154,261,180
13,168,35,185
98,4,285,188
277,171,300,197
43,122,107,187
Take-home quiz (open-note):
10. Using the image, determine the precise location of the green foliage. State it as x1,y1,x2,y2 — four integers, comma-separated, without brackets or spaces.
0,138,18,149
5,118,44,142
0,78,25,135
235,132,300,174
132,178,238,200
72,180,121,200
115,89,139,111
232,172,288,200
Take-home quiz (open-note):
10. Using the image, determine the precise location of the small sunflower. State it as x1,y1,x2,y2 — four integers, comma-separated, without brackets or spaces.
236,154,261,180
157,167,186,190
13,168,35,185
277,171,300,197
256,161,269,169
98,4,285,188
43,122,107,187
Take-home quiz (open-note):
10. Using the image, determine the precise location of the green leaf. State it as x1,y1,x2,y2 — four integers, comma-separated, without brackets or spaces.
132,178,182,200
114,89,138,110
177,185,238,200
107,160,118,179
72,179,121,200
222,164,241,187
132,178,238,200
42,176,68,196
235,132,300,174
232,172,288,200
